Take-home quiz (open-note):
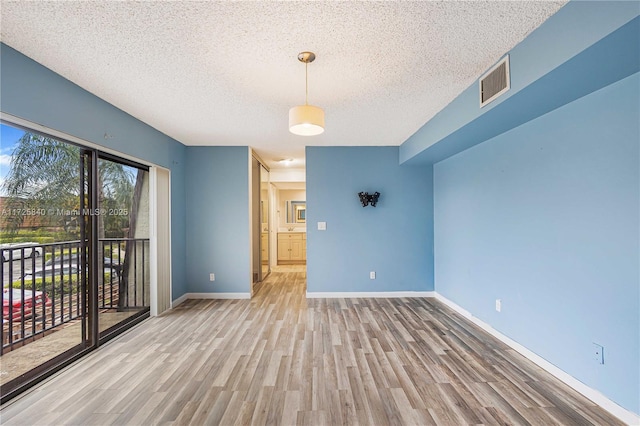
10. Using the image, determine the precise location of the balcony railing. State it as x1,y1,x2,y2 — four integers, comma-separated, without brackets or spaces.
1,238,149,354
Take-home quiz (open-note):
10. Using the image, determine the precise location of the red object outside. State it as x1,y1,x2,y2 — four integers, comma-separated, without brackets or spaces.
2,288,51,322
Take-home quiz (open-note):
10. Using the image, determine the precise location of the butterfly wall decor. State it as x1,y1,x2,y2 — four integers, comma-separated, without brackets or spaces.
358,191,381,207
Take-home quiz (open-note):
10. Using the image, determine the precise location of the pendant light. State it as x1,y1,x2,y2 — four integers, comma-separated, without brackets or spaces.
289,51,325,136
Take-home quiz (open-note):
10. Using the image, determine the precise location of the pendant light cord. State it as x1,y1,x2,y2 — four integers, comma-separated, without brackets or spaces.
305,62,309,105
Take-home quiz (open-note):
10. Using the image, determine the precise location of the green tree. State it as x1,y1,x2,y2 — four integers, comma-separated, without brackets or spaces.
2,133,80,235
2,132,141,304
2,132,136,238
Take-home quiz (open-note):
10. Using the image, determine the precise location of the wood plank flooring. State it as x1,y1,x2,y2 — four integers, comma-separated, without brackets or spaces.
0,266,624,425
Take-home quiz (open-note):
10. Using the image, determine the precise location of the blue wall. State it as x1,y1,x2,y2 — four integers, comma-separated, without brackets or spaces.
185,147,250,294
400,2,639,165
434,73,639,413
306,146,433,293
0,43,189,300
398,3,640,413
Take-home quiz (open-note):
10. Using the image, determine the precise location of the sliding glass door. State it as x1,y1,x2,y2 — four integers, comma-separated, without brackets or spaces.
0,125,90,400
97,156,149,341
0,121,150,402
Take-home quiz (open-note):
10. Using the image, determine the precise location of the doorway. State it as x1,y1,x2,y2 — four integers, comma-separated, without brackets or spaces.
274,184,306,267
251,154,271,289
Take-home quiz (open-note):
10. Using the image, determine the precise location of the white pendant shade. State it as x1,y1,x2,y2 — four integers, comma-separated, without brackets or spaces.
289,104,325,136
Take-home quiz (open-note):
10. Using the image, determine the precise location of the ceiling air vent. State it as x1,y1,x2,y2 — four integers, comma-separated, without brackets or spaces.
479,55,510,107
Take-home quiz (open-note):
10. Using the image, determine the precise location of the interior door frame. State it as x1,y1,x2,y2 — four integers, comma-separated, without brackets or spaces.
269,182,278,268
249,150,270,296
150,166,172,315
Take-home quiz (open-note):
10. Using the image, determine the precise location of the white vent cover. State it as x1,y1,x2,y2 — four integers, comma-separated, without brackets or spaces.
479,55,510,107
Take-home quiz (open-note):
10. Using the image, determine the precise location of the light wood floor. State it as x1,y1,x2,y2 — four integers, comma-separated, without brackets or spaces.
0,266,623,425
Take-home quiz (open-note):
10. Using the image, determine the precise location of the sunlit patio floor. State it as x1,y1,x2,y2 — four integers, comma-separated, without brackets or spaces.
0,311,139,386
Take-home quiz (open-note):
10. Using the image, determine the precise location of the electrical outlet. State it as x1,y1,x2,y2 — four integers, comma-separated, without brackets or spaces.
495,299,501,312
209,273,215,281
593,343,604,364
370,271,376,279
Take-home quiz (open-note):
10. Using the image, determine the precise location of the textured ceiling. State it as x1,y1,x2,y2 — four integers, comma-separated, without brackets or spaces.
0,1,566,169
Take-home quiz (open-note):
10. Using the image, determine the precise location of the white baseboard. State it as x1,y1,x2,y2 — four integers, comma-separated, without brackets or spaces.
171,293,188,308
186,292,251,300
434,293,640,425
306,291,435,299
172,292,251,306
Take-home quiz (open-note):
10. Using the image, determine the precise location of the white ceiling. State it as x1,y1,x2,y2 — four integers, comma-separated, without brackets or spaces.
0,1,566,169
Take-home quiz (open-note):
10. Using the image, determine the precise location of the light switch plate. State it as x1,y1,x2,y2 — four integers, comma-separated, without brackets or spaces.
318,222,327,231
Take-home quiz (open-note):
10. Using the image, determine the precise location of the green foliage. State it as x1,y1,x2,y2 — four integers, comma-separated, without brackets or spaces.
12,275,80,295
1,131,138,238
45,247,79,262
12,273,112,295
0,228,75,244
0,229,76,244
1,134,80,233
0,235,55,244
